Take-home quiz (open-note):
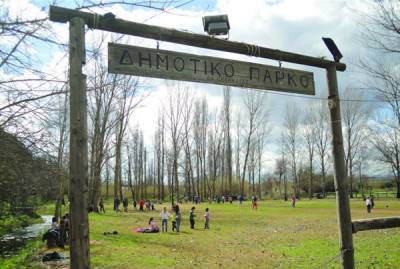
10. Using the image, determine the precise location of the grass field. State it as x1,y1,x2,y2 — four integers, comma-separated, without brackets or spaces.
24,199,400,268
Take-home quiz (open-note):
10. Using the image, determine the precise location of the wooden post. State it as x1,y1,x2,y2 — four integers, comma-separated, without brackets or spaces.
69,17,90,269
352,217,400,233
327,64,354,269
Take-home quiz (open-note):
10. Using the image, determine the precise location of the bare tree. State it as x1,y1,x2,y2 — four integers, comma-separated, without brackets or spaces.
54,91,68,220
235,112,242,190
182,91,195,200
240,90,267,197
164,83,189,204
223,86,233,195
87,40,120,211
314,102,331,197
154,112,166,201
283,103,301,198
207,109,224,199
357,0,400,197
342,88,369,198
371,117,400,198
113,76,140,203
0,4,65,129
302,103,317,199
193,97,209,199
275,133,289,201
255,117,269,199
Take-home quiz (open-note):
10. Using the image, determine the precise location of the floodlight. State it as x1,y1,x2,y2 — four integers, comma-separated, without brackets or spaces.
322,37,343,62
202,15,230,36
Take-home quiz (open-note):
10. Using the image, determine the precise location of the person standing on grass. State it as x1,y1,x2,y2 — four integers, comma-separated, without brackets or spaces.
189,206,196,229
160,207,169,232
291,195,296,208
60,216,68,245
133,200,137,210
114,197,120,212
51,217,59,230
139,199,145,212
175,205,182,232
366,197,372,213
252,196,258,210
64,213,70,243
239,194,244,206
99,198,105,213
171,207,177,232
371,196,375,209
123,197,128,212
204,208,210,229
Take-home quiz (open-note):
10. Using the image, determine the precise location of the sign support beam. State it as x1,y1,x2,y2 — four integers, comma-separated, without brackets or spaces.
69,17,90,269
49,5,346,72
327,64,354,269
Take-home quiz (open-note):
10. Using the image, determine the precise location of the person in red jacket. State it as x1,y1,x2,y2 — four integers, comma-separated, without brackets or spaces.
139,199,145,212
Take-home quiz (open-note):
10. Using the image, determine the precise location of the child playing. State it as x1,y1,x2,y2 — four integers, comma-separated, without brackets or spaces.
189,207,196,229
204,208,210,229
171,207,177,232
160,207,169,232
252,196,258,210
144,218,159,233
291,195,296,207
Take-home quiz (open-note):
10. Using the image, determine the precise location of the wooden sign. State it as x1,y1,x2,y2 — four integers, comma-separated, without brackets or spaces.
108,43,315,95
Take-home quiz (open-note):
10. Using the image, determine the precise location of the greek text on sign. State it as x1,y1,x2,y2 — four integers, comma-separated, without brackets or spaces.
108,43,315,95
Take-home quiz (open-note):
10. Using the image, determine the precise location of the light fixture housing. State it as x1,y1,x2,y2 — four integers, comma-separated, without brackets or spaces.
202,14,230,36
322,37,343,62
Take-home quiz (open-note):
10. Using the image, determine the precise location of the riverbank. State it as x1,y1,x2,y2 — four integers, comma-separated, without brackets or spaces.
0,239,43,269
0,213,43,237
1,239,69,269
0,214,53,268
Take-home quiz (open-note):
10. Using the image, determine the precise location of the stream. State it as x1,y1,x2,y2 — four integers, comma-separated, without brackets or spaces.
0,215,52,258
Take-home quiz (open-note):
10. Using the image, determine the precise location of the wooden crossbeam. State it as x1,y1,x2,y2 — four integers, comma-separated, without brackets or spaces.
352,217,400,233
48,5,346,72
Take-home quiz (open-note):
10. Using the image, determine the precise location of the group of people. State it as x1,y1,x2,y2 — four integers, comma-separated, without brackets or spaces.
111,197,135,212
212,195,234,204
137,205,210,233
160,205,209,231
160,204,182,232
135,198,156,211
98,197,158,213
43,214,70,248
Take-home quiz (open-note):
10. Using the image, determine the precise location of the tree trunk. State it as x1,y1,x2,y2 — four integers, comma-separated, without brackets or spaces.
309,159,313,199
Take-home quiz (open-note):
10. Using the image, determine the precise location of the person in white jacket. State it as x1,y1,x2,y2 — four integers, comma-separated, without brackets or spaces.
366,197,372,213
160,207,169,232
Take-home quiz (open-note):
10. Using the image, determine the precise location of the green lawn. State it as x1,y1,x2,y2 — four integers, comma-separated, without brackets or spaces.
24,199,400,268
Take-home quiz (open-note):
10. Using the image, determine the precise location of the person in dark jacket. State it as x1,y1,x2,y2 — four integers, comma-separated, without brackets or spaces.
189,207,196,229
99,198,105,213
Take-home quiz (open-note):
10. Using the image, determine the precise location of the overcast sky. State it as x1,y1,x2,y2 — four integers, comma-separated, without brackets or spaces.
4,0,390,176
